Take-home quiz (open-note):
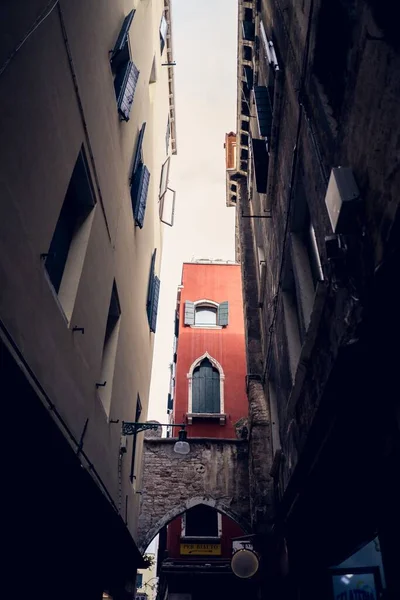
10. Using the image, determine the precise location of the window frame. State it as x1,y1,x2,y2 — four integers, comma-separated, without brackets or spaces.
186,352,225,424
181,506,222,541
193,300,220,329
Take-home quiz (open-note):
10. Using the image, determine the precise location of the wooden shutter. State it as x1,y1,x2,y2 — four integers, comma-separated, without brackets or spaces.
184,301,195,325
131,123,146,180
218,301,229,326
146,250,156,322
115,61,140,121
192,359,220,413
111,10,135,65
131,164,150,228
150,276,160,333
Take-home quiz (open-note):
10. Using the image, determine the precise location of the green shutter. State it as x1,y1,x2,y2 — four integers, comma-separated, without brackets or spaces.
150,276,160,333
218,301,229,326
184,301,195,325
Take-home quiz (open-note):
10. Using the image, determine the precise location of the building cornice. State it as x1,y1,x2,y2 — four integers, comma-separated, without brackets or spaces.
164,0,177,155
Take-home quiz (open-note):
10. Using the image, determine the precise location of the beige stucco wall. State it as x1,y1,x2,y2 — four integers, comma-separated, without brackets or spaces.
0,0,172,542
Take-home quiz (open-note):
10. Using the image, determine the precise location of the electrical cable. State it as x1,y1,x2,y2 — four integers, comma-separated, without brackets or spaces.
0,0,59,78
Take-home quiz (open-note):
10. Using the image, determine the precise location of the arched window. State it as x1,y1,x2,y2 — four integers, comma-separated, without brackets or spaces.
192,358,220,413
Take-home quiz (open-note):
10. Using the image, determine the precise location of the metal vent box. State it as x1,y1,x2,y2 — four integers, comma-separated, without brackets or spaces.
325,167,361,233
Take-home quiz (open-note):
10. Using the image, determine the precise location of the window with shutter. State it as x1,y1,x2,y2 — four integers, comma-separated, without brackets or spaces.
146,251,160,333
254,86,273,139
192,359,221,414
131,163,150,228
114,60,139,122
184,301,195,325
217,301,229,327
131,123,146,179
110,10,135,71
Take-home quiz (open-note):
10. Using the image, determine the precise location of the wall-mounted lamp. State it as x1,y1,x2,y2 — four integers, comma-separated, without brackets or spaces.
120,421,190,455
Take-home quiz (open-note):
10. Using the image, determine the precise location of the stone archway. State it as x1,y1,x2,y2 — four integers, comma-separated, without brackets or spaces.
137,433,251,553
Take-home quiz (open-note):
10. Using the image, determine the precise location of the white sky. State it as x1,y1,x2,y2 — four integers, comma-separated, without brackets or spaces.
148,0,238,422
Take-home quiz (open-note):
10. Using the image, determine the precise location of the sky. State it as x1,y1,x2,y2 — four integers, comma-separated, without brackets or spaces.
148,0,238,423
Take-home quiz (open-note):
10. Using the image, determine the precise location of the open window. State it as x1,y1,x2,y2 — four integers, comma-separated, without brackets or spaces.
110,10,140,121
184,300,229,328
44,146,95,320
131,123,151,229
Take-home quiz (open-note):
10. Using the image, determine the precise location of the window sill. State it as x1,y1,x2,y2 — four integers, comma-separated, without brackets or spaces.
189,325,223,330
186,413,226,425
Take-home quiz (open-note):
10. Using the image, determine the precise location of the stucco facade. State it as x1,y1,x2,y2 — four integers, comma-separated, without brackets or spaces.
0,1,176,598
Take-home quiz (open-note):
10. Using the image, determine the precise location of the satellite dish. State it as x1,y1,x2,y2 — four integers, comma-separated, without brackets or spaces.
231,549,260,579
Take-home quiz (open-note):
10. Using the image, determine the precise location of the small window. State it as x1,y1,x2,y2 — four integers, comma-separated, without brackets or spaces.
136,573,143,589
184,301,229,327
195,306,217,326
160,14,168,54
146,250,161,333
111,10,140,121
184,505,219,538
44,146,95,315
254,86,273,139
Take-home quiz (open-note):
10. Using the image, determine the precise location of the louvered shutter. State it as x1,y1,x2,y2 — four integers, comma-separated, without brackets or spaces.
150,276,160,333
146,250,156,322
115,61,139,121
184,301,195,325
131,164,150,228
254,86,273,139
218,301,229,326
111,10,135,66
192,359,220,414
131,123,146,180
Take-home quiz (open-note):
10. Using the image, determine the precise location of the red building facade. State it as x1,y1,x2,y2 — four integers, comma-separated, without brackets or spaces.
159,262,249,596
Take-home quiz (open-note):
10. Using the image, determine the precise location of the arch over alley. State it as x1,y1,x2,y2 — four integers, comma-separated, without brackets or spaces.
137,432,251,553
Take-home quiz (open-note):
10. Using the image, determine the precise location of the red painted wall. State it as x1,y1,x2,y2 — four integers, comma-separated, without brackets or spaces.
173,263,248,438
167,514,246,559
165,263,248,560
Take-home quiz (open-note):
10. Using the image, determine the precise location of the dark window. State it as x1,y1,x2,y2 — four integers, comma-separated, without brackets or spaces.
252,138,269,193
130,394,142,482
192,358,220,414
241,100,250,116
45,147,95,294
242,20,255,41
243,65,253,90
241,120,249,132
167,393,173,411
160,14,168,54
254,86,273,139
243,45,252,61
111,10,140,121
104,282,121,347
185,505,219,537
130,124,151,229
146,250,161,333
136,573,143,589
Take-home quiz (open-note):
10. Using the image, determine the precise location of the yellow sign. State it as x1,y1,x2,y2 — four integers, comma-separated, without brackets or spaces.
180,543,221,556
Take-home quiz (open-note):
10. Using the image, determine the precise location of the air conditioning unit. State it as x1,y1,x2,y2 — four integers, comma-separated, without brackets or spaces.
324,167,361,233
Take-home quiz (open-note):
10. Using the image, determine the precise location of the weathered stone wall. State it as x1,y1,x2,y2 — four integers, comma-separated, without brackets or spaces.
137,437,250,553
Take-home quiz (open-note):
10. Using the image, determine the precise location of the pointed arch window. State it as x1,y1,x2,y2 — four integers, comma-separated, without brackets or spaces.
192,358,220,413
187,353,226,424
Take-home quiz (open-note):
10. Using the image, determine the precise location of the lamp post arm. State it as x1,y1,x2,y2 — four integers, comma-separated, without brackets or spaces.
121,422,186,436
